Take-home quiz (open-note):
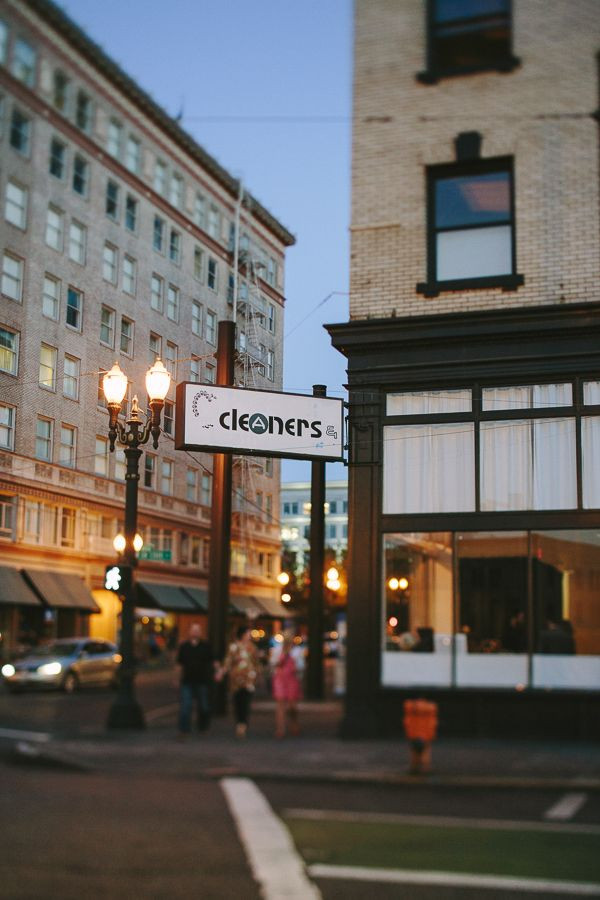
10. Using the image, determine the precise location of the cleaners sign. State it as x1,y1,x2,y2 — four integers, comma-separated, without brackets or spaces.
175,384,344,461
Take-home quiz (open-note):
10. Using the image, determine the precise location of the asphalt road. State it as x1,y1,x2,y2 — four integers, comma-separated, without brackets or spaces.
0,667,178,737
2,671,600,899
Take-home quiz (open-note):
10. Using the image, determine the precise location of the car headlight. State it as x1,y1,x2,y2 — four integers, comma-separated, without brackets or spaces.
1,663,15,678
37,662,62,676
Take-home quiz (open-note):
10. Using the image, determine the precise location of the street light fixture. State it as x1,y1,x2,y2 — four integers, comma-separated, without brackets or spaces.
103,359,170,729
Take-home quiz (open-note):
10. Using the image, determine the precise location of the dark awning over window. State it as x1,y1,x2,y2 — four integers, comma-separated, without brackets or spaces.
181,587,208,612
22,570,100,612
230,593,288,618
138,582,199,613
0,566,43,607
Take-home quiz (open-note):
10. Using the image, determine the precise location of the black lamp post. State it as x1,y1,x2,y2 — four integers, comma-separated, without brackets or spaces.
103,359,171,729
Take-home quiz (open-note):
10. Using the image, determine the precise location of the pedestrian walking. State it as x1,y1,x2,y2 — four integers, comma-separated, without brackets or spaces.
272,635,301,738
217,626,261,739
176,623,214,738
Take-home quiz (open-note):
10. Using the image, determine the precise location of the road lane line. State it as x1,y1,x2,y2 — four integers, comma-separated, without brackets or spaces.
284,807,600,836
221,777,321,900
0,727,51,743
308,864,600,895
545,792,587,821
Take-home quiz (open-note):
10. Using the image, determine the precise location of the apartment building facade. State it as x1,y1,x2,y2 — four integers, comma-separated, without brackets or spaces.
0,0,294,656
328,0,600,737
281,480,348,572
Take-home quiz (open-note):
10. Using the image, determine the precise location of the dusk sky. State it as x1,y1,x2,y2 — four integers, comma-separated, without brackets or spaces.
60,0,353,482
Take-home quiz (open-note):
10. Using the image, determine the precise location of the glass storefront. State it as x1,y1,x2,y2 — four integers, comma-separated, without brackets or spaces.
382,530,600,690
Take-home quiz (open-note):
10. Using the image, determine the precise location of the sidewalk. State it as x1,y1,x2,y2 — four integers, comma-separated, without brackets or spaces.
9,698,600,790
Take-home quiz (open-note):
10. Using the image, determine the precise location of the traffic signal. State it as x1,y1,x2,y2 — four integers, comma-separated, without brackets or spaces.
104,564,132,593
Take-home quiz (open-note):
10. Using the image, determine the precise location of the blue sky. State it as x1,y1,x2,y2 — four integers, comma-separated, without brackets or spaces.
60,0,352,482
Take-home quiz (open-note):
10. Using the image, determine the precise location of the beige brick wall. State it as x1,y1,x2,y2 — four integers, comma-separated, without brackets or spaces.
351,0,600,319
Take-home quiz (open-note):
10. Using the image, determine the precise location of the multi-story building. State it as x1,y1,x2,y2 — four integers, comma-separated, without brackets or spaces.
0,0,294,656
280,480,348,572
328,1,600,737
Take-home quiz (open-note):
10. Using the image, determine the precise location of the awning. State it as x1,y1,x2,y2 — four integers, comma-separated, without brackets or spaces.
22,570,100,612
230,593,289,619
137,582,199,613
0,566,43,607
181,587,208,612
256,595,291,618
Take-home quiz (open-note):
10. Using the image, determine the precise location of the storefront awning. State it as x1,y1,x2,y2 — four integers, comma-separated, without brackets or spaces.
181,587,208,612
0,566,43,607
22,570,100,612
135,607,167,619
137,582,199,613
230,593,289,619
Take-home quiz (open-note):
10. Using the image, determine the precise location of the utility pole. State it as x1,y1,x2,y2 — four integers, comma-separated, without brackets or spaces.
208,320,235,711
307,383,326,700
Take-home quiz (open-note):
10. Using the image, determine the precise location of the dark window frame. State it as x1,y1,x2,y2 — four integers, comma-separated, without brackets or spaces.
417,155,524,298
417,0,520,84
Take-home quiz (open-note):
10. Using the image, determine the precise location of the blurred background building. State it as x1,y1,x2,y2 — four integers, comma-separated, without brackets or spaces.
329,0,600,738
0,0,294,657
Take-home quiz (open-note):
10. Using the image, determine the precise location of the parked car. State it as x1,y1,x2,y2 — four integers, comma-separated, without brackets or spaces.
1,638,120,693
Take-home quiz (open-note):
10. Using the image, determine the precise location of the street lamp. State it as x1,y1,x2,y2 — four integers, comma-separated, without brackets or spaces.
103,359,170,729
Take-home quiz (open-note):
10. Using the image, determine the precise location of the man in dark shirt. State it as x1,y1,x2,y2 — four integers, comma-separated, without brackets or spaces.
176,623,214,736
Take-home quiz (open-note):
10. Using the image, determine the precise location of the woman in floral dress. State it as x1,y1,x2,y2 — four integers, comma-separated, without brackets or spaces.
219,625,261,738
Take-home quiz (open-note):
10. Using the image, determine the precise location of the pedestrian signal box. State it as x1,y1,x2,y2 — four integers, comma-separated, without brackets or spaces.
104,564,131,593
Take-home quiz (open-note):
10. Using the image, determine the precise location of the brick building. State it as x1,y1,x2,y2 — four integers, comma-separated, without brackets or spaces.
0,0,294,657
328,0,600,737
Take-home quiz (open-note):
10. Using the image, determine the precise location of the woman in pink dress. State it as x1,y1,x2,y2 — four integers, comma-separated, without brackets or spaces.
272,635,301,738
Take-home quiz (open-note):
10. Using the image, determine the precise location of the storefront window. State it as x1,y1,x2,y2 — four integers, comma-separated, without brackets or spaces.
382,529,600,690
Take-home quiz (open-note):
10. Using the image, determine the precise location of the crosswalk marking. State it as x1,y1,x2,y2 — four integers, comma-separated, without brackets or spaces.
308,863,600,895
545,792,587,821
222,777,321,900
0,726,51,743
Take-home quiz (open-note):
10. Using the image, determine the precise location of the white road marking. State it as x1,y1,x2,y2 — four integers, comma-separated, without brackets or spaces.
544,792,588,821
221,777,321,900
284,807,600,836
308,864,600,896
0,726,51,743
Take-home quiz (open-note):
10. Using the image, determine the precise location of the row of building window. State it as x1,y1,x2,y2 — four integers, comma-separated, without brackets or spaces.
0,19,281,289
283,500,348,515
0,493,215,569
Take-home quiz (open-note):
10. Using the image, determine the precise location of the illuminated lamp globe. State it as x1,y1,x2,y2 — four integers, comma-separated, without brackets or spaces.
281,593,292,603
388,577,400,591
326,567,339,583
327,579,341,592
145,359,171,401
277,571,290,587
133,533,144,553
103,362,128,406
398,577,409,591
113,533,126,554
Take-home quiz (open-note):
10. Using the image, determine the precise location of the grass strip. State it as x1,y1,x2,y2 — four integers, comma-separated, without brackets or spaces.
285,818,600,884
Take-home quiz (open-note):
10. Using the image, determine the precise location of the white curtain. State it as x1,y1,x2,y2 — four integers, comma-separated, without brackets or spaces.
481,418,576,511
583,382,600,405
533,418,576,509
386,389,471,416
482,384,571,412
582,416,600,508
481,420,531,510
383,424,475,514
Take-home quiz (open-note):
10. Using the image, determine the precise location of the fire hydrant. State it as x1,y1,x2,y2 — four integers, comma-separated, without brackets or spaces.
403,698,438,775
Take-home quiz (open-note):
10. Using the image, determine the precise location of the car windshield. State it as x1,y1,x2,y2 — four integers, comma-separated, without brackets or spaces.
26,641,81,658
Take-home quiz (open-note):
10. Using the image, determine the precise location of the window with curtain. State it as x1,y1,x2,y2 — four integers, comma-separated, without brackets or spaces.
384,423,475,514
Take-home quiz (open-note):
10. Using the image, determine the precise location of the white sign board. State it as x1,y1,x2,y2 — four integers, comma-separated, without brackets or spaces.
175,383,344,461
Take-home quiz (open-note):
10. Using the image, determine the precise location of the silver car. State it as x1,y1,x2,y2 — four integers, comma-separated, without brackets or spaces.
1,638,121,693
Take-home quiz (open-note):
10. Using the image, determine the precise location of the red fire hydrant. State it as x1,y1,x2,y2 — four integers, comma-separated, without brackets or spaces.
403,698,438,775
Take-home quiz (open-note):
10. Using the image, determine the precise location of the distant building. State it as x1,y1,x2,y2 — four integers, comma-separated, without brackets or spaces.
329,0,600,738
0,0,294,657
280,481,348,571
